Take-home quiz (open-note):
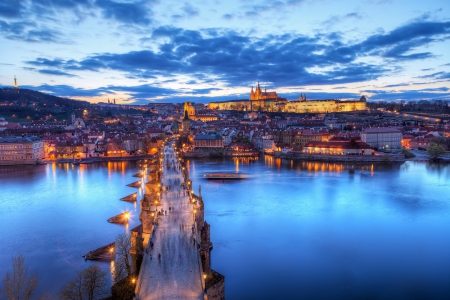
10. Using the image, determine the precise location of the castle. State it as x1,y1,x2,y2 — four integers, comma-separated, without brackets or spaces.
208,83,367,113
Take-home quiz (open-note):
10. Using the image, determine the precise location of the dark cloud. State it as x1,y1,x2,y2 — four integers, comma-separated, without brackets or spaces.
356,21,450,59
23,20,450,88
0,20,65,42
95,0,154,25
0,0,26,18
38,69,77,77
383,83,410,88
417,71,450,80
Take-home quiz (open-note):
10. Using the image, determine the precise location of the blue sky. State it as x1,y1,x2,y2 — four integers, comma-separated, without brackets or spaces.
0,0,449,104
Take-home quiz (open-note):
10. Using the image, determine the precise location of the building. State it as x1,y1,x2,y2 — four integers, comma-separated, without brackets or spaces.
183,102,218,122
303,140,372,155
250,82,279,101
209,83,367,113
0,136,44,165
182,110,191,133
360,127,403,150
194,134,224,149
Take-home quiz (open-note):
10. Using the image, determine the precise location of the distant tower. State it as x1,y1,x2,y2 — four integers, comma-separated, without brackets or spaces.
182,109,191,133
108,98,110,104
71,113,75,124
14,76,18,91
114,98,116,105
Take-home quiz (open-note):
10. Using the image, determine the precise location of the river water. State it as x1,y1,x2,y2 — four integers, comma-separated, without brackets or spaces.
0,158,449,299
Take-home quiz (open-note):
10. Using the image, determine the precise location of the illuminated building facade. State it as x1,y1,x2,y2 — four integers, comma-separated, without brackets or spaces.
194,134,224,149
0,136,44,165
303,141,372,155
361,127,402,150
208,84,367,113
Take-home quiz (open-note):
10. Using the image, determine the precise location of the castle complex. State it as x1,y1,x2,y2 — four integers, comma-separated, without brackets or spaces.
208,82,367,113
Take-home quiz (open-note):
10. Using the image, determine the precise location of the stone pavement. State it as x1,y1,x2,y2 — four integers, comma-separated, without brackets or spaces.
136,144,204,300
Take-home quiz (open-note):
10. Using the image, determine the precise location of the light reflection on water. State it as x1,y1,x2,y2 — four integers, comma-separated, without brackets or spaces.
0,159,449,299
0,161,141,295
189,157,450,300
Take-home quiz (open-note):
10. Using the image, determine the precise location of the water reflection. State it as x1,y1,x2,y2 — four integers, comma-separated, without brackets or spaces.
187,157,450,300
0,160,140,295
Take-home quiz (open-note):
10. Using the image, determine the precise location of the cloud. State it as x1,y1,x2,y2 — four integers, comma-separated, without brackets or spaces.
38,69,77,77
383,83,410,88
181,3,199,17
321,12,363,27
417,71,450,80
362,89,450,101
0,20,66,42
242,0,304,16
0,0,26,18
222,14,233,20
355,20,450,59
95,0,154,25
23,20,450,88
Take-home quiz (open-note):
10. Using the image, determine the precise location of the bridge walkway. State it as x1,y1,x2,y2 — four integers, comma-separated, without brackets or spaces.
136,144,204,300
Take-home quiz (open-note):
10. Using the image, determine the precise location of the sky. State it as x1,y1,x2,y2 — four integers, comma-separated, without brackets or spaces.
0,0,449,104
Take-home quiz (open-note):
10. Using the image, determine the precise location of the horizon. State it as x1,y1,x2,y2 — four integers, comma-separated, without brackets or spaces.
2,85,449,105
1,0,449,104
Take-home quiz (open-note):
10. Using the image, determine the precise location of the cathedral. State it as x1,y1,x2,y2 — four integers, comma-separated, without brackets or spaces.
250,82,279,101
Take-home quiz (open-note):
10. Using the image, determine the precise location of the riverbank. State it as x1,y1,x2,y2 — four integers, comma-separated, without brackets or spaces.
42,154,155,164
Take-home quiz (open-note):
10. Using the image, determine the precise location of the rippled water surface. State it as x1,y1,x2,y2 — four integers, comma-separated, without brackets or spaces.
188,158,450,300
0,158,449,299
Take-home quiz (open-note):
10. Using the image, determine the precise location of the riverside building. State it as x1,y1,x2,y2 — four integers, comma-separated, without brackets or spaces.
0,136,44,165
361,127,403,150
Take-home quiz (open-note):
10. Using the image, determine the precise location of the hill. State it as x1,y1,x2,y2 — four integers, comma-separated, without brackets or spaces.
0,88,90,107
0,88,90,122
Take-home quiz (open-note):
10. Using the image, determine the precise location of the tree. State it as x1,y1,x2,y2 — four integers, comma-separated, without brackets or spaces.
1,255,40,300
59,265,109,300
427,142,446,160
114,234,132,279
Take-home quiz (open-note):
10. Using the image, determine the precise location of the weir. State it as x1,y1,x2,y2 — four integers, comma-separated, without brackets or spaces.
133,139,225,300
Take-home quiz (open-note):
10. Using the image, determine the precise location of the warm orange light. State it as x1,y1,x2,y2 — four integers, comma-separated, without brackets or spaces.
194,209,197,213
132,278,136,284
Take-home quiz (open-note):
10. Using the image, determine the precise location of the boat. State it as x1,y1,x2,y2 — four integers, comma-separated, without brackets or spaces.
202,172,249,180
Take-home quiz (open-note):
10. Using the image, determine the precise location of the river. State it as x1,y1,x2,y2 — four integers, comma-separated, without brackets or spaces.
0,158,449,299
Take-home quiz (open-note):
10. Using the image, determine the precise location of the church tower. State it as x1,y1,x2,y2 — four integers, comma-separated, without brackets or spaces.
182,109,191,133
250,87,255,100
255,82,262,100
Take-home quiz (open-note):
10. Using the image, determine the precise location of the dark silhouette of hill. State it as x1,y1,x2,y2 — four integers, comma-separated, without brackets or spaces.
0,88,90,107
